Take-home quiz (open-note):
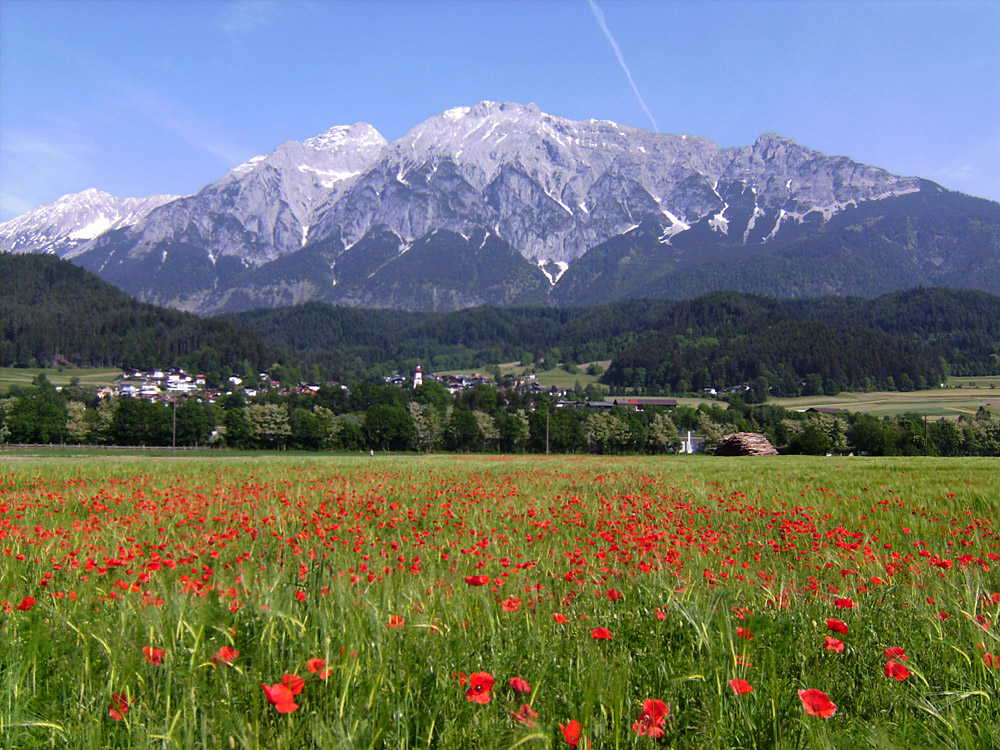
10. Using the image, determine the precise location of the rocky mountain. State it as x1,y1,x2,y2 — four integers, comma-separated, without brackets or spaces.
3,101,998,312
0,189,176,257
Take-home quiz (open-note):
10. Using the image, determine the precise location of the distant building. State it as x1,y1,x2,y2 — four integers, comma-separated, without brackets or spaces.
613,398,678,411
413,362,423,389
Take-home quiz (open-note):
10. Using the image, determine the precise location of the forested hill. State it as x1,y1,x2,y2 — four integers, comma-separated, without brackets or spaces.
603,293,950,396
5,252,999,394
0,253,285,374
230,289,1000,390
225,300,674,377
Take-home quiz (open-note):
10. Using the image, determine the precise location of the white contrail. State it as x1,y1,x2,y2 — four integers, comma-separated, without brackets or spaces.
587,0,659,132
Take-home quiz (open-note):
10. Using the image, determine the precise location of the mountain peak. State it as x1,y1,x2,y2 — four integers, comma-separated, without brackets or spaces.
303,122,386,151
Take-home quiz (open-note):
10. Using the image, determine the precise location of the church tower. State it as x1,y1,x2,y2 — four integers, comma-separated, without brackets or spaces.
413,362,423,389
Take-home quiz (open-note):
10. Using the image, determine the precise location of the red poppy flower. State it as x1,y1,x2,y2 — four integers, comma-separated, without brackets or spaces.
282,674,304,695
502,596,521,612
736,627,754,641
142,646,165,665
509,676,531,693
834,598,855,609
985,653,999,668
307,658,326,673
591,627,612,640
108,692,130,721
631,698,669,737
823,636,845,653
386,615,404,628
826,618,849,635
262,683,299,713
729,678,753,695
655,607,667,621
799,689,837,718
560,719,582,747
938,611,950,621
884,660,910,680
465,671,494,704
452,671,468,686
16,596,35,612
511,703,538,727
553,613,567,623
883,646,907,661
211,646,238,665
464,575,490,586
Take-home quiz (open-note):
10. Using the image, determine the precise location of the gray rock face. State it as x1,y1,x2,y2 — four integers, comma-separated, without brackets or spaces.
0,102,946,312
115,122,388,269
0,189,176,257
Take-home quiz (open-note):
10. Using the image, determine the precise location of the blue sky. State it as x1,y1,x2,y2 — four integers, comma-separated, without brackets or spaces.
1,0,998,221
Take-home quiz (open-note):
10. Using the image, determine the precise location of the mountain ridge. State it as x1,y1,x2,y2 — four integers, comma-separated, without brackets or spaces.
2,101,995,313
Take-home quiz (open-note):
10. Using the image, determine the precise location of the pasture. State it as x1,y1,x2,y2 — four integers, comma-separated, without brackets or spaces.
0,366,121,391
1,454,999,748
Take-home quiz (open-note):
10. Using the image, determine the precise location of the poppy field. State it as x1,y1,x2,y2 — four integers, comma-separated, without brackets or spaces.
2,454,1000,749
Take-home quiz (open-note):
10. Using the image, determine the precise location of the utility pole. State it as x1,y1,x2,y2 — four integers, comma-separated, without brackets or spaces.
172,399,176,454
546,408,550,455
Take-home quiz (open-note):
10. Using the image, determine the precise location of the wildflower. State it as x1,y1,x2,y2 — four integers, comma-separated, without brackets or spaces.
938,611,950,621
834,598,855,609
511,703,538,727
282,674,305,695
655,607,667,621
729,678,753,695
17,596,35,611
883,646,907,661
826,618,849,635
386,615,404,628
560,719,582,747
211,646,238,665
502,596,521,612
108,692,130,721
465,671,494,704
985,653,999,668
798,688,837,718
262,683,299,713
591,627,612,640
306,658,326,673
736,627,753,641
823,636,845,653
509,676,531,693
307,658,332,678
553,612,568,623
464,575,490,586
884,660,910,681
142,646,165,665
452,671,468,686
631,698,668,737
607,588,623,601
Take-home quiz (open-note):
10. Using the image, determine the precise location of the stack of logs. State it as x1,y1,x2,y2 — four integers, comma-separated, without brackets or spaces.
714,432,779,456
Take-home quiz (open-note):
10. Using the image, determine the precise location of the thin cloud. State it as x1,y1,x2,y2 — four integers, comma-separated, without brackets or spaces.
0,125,97,220
587,0,659,132
109,84,249,166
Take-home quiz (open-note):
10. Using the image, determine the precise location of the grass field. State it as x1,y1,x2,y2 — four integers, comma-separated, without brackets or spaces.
2,453,999,749
0,366,121,390
772,388,1000,419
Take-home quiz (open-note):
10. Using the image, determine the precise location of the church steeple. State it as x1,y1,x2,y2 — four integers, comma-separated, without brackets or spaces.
413,362,423,389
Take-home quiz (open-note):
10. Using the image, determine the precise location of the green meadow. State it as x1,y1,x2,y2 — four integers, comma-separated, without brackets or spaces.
2,454,999,749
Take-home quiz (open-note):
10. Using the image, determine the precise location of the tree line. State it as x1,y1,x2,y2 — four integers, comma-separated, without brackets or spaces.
3,375,997,458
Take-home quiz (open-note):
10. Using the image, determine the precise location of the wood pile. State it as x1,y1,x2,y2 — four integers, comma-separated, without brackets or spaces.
715,432,779,456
